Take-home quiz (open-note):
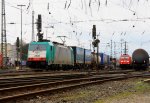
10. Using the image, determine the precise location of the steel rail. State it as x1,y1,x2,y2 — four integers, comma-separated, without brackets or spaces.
0,70,72,77
0,73,149,102
0,70,144,88
0,75,120,93
0,69,134,77
0,74,88,88
0,76,126,102
0,70,134,85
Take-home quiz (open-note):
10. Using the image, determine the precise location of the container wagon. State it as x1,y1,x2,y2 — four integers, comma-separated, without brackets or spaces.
99,53,110,69
71,46,84,69
84,49,92,68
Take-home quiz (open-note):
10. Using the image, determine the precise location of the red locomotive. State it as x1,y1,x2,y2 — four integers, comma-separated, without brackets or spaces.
119,54,132,68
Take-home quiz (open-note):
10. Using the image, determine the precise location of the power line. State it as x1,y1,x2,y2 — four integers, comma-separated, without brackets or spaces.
0,1,20,10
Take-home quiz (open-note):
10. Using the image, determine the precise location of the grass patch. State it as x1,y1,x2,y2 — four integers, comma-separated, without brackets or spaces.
134,81,150,92
95,92,132,103
95,80,150,103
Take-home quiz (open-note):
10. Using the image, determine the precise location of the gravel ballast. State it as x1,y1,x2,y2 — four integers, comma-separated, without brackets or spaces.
15,78,150,103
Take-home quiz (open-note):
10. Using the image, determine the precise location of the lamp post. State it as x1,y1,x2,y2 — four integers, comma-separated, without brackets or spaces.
17,5,25,69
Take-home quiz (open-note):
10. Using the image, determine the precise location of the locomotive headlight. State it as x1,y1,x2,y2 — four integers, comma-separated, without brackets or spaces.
144,60,145,63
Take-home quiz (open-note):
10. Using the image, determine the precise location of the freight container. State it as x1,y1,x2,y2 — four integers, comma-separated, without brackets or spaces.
71,46,84,64
21,61,27,66
99,53,108,65
84,49,91,64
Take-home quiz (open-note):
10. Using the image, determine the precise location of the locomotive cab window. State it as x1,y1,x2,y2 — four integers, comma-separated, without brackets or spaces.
29,44,46,51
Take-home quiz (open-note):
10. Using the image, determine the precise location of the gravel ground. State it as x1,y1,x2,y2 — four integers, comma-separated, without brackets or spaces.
15,78,150,103
104,93,150,103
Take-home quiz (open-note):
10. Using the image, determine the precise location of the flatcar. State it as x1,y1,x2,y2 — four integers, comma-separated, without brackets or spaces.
132,48,149,70
119,54,132,69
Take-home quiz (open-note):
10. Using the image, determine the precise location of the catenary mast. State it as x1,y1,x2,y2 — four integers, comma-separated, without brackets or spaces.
1,0,7,68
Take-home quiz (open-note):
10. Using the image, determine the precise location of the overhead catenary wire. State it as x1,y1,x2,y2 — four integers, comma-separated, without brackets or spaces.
2,0,150,54
97,0,100,11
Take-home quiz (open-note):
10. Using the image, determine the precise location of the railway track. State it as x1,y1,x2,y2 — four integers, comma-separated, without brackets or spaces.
0,71,149,102
0,69,134,78
0,70,73,77
0,73,88,88
0,69,136,88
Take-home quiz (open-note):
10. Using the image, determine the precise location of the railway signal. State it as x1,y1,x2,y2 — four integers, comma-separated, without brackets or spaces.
16,37,20,48
92,25,96,39
37,15,42,33
37,32,43,42
92,25,100,68
16,37,20,67
37,14,43,42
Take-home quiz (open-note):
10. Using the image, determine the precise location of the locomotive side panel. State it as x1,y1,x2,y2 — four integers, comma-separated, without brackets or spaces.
53,44,73,65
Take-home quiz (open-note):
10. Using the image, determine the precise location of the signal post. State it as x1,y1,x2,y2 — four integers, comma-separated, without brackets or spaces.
92,25,100,69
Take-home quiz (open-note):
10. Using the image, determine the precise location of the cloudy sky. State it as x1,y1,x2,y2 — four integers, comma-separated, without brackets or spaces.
1,0,150,58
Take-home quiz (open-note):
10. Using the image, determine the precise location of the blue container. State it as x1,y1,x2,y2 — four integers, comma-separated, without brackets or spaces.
99,53,108,65
71,46,84,64
84,49,91,64
21,61,26,66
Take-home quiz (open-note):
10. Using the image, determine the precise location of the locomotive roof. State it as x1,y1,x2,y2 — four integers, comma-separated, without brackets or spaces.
30,41,54,46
